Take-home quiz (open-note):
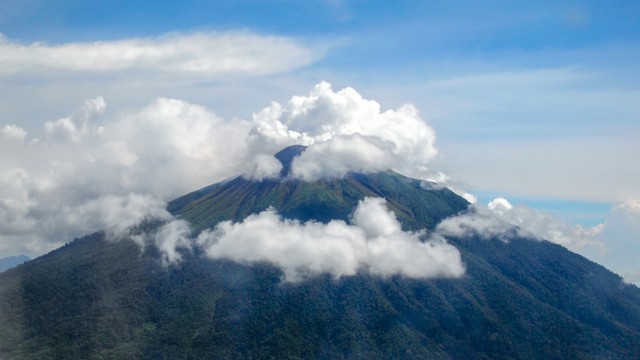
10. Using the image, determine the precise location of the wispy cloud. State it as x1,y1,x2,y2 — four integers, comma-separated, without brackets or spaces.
437,197,605,253
0,32,320,78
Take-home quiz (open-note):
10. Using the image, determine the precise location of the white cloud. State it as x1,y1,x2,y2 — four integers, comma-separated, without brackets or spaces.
437,197,605,253
65,193,173,238
105,97,255,198
614,199,640,216
436,205,518,242
152,220,193,266
0,32,319,78
0,95,261,257
0,83,463,263
437,197,640,287
1,125,27,141
592,199,640,286
243,154,283,181
197,197,465,282
251,82,439,181
44,97,106,143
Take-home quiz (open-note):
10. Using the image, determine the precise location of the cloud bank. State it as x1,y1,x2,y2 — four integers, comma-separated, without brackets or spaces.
0,82,447,258
197,197,465,282
0,96,256,256
0,32,318,78
437,197,605,253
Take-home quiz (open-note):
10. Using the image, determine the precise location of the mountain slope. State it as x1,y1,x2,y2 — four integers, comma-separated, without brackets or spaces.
168,145,469,232
168,170,468,233
1,147,640,359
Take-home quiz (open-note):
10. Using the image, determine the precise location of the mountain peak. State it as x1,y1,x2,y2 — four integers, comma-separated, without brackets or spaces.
274,144,307,177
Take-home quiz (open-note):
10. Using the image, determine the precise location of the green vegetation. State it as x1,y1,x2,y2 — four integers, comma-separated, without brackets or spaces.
168,170,468,233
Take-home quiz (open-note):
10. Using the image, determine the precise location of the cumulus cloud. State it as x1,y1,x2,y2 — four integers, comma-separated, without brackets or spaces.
0,32,319,78
437,197,605,253
197,197,465,282
0,95,259,256
251,82,439,180
1,125,27,141
0,82,468,263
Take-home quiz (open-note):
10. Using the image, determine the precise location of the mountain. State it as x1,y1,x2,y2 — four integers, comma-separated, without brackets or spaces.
0,255,30,273
1,146,640,359
167,146,468,232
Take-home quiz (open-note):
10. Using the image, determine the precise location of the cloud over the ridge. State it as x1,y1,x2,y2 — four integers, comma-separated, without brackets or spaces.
197,197,465,282
0,32,319,78
437,197,605,253
0,82,453,259
251,82,439,180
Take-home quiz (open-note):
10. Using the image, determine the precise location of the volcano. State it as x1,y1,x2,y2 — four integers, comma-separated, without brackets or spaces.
1,146,639,359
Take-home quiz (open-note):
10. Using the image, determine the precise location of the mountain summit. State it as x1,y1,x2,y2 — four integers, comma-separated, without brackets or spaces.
274,144,307,177
1,146,639,359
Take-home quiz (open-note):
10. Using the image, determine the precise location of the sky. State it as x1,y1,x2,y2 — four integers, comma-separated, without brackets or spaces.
0,0,639,283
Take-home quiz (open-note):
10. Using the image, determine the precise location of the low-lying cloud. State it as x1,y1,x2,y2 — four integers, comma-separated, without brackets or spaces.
437,197,605,253
197,197,465,282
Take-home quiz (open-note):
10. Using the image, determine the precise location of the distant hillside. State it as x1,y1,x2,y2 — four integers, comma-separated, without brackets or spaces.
0,255,30,273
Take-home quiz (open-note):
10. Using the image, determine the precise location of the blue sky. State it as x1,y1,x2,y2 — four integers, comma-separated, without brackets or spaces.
1,0,639,282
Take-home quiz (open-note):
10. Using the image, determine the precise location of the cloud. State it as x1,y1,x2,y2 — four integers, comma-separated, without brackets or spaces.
151,220,193,266
436,204,518,242
243,154,283,181
65,193,173,238
592,200,640,286
613,199,640,217
44,97,107,143
437,197,640,287
0,32,319,78
197,197,465,282
437,197,605,253
0,82,464,261
250,82,439,180
0,96,259,256
421,170,478,204
1,125,27,141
